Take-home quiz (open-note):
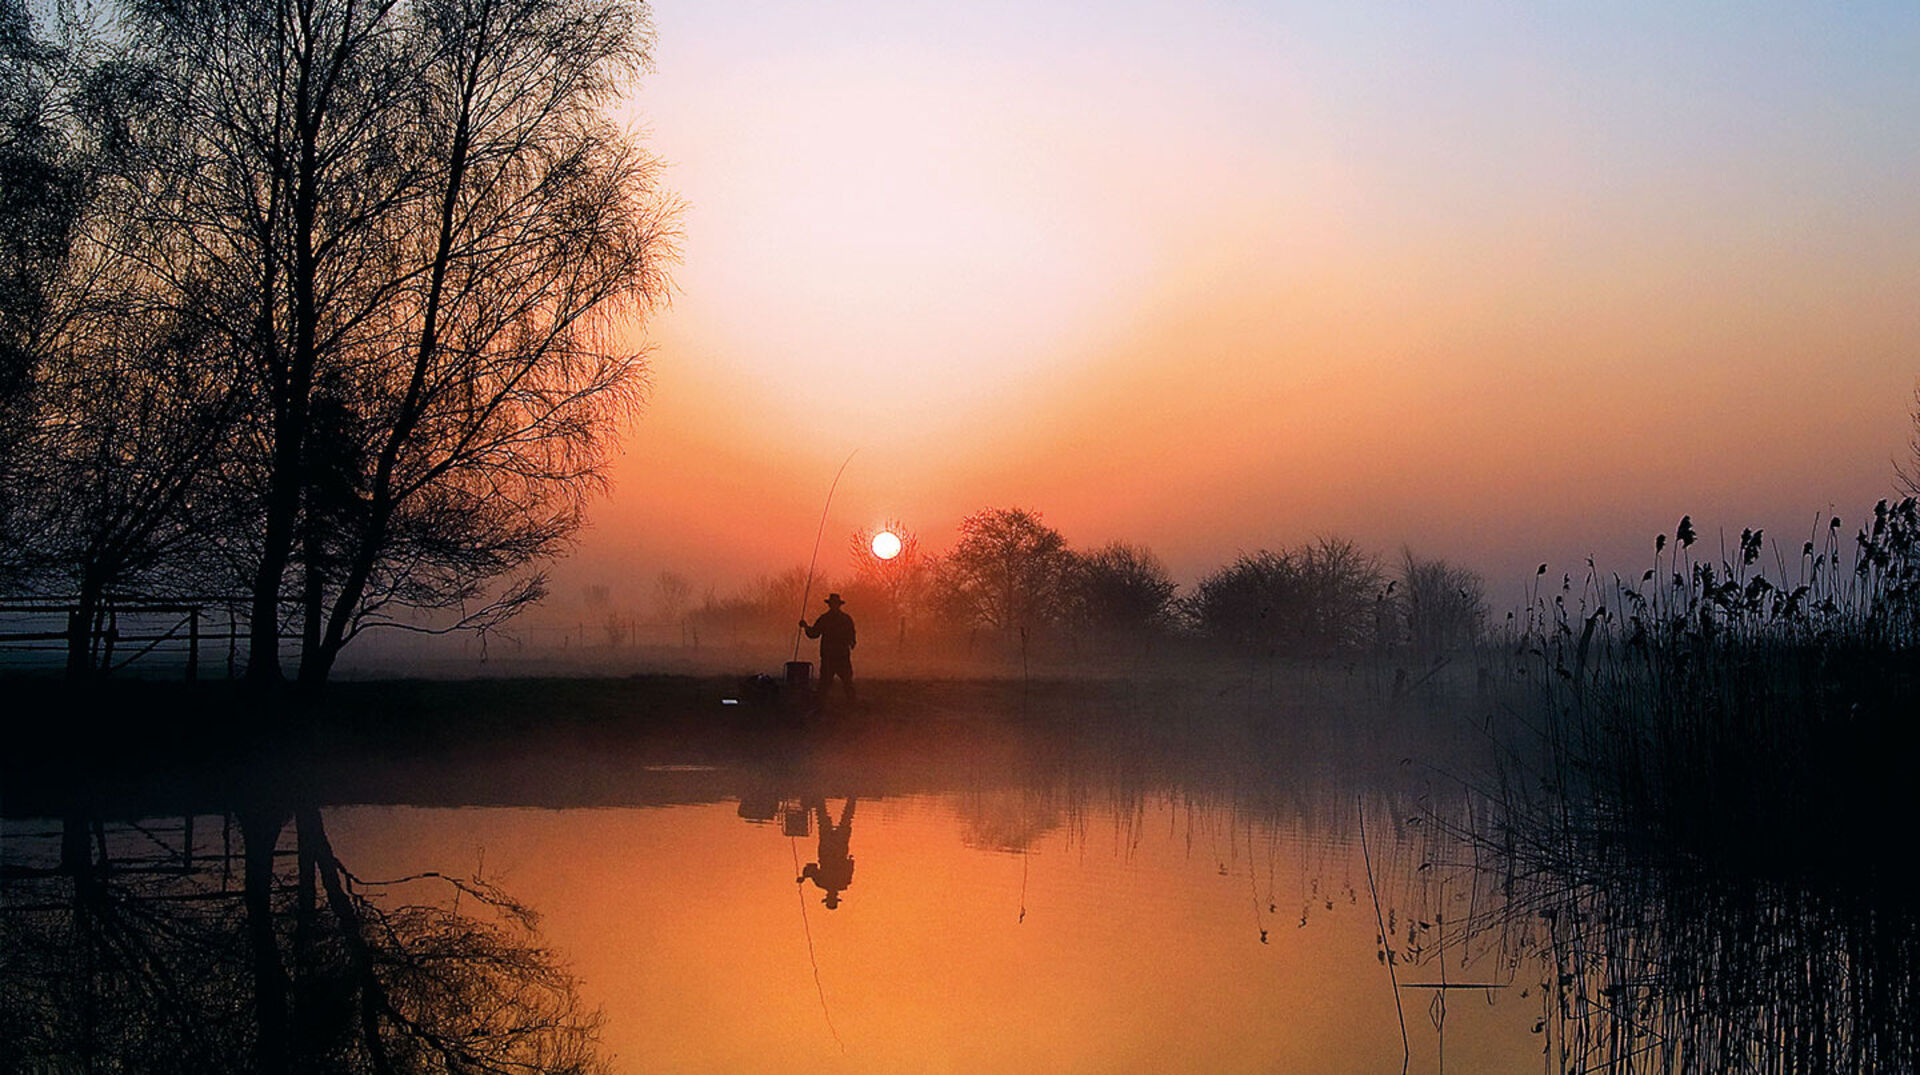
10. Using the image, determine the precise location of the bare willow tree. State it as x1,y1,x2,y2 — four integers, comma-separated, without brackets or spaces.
125,0,434,680
845,520,933,644
124,0,675,682
1186,538,1383,655
651,569,691,627
16,295,244,676
296,0,676,682
0,0,91,582
0,1,248,679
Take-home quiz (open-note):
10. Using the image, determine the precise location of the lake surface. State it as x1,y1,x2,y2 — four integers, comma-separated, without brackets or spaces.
321,793,1537,1073
3,673,1912,1072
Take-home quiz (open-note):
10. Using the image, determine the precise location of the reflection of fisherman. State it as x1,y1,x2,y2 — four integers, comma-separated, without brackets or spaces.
797,797,856,909
799,593,856,701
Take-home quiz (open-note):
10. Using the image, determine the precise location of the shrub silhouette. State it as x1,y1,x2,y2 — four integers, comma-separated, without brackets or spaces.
1066,541,1178,635
1186,538,1382,655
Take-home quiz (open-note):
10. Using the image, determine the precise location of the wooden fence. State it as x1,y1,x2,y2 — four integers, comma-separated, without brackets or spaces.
0,597,251,680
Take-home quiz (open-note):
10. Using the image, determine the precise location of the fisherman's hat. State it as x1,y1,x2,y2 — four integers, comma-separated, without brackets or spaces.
824,593,844,606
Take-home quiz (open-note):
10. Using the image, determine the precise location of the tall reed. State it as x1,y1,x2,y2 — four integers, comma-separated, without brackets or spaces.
1436,498,1920,1072
1505,498,1919,884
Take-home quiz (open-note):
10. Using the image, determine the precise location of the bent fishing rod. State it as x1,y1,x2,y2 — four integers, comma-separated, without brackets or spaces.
793,448,859,661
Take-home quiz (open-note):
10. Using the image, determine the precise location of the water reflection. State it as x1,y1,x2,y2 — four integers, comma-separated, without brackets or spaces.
1435,801,1920,1074
5,676,1914,1071
796,797,856,910
0,807,606,1074
314,795,1520,1072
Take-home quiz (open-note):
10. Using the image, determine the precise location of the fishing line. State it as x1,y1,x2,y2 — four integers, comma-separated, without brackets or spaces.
1358,795,1410,1075
1247,825,1266,943
1265,826,1278,913
794,448,860,661
1018,844,1029,924
788,834,846,1054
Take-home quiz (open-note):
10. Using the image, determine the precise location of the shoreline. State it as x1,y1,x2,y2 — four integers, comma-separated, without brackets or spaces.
0,665,1492,819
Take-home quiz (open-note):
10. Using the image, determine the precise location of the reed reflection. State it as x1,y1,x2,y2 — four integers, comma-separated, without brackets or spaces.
19,667,1906,1071
1412,785,1920,1074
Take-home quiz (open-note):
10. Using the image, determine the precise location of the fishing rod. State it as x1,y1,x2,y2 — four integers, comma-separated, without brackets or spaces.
789,832,847,1053
793,448,859,661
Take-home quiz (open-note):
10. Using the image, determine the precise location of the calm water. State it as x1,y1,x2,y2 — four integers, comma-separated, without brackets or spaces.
322,794,1536,1073
1,795,1535,1073
5,675,1912,1072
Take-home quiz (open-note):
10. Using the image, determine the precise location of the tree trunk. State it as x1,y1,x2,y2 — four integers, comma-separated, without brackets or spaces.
65,574,101,680
241,808,292,1074
247,423,302,682
301,806,398,1075
298,514,326,686
304,73,474,686
250,0,327,684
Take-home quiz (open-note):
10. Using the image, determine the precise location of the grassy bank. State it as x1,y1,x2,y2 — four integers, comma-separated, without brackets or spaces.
0,659,1500,822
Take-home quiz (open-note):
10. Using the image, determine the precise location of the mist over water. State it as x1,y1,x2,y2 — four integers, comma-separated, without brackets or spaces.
8,661,1915,1072
7,1,1920,1070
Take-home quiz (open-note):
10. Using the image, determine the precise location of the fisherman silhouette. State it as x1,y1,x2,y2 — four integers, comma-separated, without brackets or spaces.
799,593,857,701
797,797,856,909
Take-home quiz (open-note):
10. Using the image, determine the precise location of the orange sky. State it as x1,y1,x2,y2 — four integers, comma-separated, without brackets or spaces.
560,2,1920,610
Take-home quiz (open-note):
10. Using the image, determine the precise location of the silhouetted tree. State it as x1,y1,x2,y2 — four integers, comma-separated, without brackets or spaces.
652,570,690,622
1067,541,1177,634
845,521,933,644
291,0,676,682
0,4,250,674
1292,537,1383,652
1185,549,1296,650
935,507,1074,635
15,306,244,676
122,0,431,681
1187,538,1382,654
0,0,91,582
122,0,676,682
689,566,811,646
1397,549,1486,654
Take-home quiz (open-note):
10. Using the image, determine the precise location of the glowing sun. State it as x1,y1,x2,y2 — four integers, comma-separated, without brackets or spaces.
871,530,903,560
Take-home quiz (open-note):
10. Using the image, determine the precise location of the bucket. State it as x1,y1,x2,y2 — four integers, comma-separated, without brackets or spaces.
782,805,812,838
785,660,813,690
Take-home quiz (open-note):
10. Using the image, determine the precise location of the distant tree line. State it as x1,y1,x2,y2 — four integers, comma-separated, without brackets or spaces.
684,507,1487,658
0,0,677,682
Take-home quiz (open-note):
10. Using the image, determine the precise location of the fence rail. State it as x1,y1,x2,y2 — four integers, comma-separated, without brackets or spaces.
0,597,254,680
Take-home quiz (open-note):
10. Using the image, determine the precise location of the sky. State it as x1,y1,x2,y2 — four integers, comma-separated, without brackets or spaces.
565,1,1920,611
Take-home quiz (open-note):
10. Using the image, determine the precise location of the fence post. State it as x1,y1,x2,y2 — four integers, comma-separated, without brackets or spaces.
102,607,117,674
66,606,85,677
187,607,200,683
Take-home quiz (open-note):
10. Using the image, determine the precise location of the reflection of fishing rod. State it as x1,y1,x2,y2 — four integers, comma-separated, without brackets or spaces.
788,833,847,1053
1247,825,1267,944
793,448,859,662
1018,843,1029,924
